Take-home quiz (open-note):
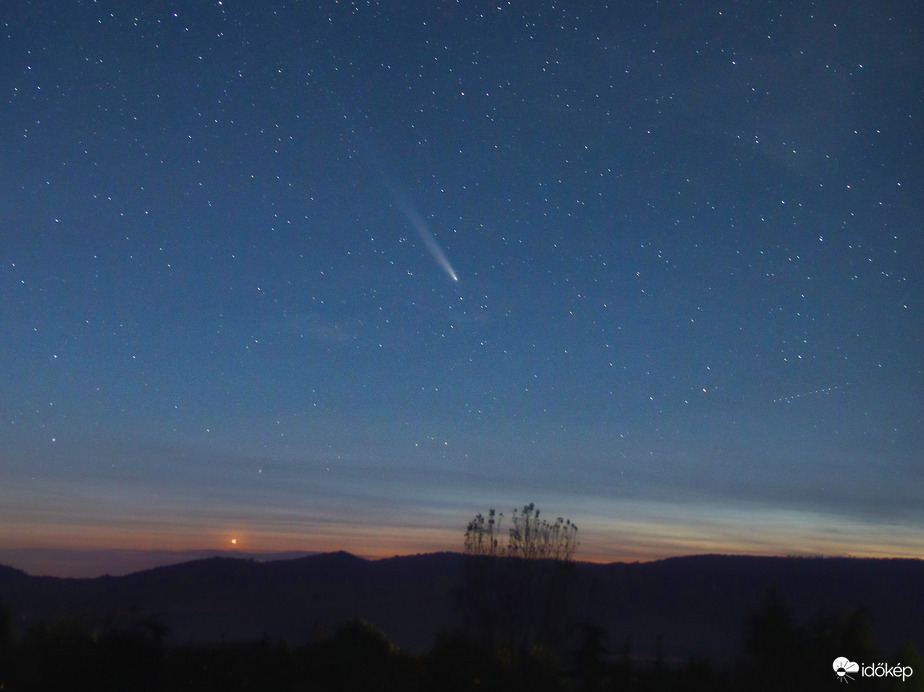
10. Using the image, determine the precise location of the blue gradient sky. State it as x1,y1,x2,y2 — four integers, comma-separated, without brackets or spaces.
1,1,921,577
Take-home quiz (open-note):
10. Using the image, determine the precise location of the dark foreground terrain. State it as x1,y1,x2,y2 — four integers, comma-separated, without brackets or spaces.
1,552,922,691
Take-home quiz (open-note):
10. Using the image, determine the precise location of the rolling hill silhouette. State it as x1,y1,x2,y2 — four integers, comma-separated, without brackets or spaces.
1,552,921,660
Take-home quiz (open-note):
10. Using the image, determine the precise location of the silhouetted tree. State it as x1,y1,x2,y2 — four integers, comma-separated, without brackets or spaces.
889,642,924,692
803,605,878,668
96,611,168,692
740,588,804,691
464,503,578,561
570,622,608,692
0,600,12,691
458,503,580,659
311,618,421,691
17,615,99,691
423,630,514,691
464,508,503,557
745,588,799,665
737,589,892,692
507,503,579,561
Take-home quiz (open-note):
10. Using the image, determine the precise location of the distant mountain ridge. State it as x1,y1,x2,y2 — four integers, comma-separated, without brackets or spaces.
0,547,322,578
1,552,921,660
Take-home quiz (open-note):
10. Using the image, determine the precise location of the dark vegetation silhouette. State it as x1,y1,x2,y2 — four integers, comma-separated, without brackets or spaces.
457,503,580,658
2,586,920,691
1,520,922,690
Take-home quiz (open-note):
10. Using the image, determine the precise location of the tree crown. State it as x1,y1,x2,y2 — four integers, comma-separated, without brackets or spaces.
464,503,578,561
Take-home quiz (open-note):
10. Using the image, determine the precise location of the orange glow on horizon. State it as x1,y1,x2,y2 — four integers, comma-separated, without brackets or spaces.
1,502,922,571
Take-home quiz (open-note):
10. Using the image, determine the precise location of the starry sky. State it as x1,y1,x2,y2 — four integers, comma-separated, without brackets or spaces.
1,1,922,577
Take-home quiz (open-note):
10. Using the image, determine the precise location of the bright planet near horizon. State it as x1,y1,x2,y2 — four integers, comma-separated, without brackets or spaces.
0,1,921,578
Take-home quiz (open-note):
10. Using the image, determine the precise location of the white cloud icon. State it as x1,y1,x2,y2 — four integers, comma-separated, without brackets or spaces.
833,657,860,677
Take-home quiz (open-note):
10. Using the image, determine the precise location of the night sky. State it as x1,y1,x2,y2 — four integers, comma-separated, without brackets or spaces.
2,1,922,577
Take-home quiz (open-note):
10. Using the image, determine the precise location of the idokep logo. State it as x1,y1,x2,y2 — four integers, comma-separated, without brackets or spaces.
833,657,914,683
833,657,860,682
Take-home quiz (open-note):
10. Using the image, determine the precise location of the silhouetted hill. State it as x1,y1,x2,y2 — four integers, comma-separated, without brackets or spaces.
0,564,28,580
1,552,921,660
578,554,924,661
0,547,322,578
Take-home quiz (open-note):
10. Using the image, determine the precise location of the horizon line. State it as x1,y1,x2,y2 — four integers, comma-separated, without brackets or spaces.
1,545,911,580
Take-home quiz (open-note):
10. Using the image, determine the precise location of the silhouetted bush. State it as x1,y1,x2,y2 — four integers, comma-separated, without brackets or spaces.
459,504,580,657
423,630,516,691
733,588,910,692
306,618,421,692
164,638,293,692
0,600,14,690
15,616,100,691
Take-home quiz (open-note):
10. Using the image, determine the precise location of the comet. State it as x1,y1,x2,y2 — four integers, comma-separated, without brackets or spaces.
390,186,459,283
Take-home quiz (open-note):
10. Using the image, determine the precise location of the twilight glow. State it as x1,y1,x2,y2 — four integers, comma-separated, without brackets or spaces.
0,1,921,577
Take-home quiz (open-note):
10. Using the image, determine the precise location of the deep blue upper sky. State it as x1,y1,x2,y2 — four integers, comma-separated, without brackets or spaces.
1,1,921,574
